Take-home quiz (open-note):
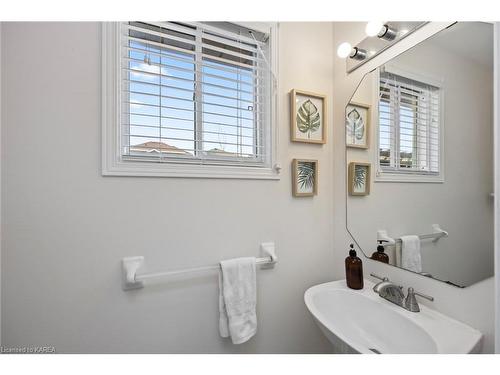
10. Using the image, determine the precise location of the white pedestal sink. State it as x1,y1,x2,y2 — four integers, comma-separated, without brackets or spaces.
304,280,483,354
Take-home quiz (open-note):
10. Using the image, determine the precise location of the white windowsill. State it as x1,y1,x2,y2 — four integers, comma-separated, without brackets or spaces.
375,170,444,183
102,158,281,180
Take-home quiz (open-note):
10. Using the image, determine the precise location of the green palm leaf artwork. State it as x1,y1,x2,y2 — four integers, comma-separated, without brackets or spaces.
296,99,321,139
297,161,316,191
353,165,367,190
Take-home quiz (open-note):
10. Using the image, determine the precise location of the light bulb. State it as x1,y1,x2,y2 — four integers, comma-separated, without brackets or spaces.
365,21,384,37
337,42,352,58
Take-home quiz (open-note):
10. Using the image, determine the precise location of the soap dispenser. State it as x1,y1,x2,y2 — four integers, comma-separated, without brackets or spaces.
371,240,389,264
345,244,363,289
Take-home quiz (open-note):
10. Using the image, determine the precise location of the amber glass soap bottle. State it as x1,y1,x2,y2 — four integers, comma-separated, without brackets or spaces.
345,244,364,289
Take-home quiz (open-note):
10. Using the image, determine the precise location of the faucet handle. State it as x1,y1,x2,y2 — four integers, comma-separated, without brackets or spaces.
370,273,389,282
409,287,434,301
405,287,434,312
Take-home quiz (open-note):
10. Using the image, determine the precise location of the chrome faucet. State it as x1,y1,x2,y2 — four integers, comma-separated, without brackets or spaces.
370,273,434,312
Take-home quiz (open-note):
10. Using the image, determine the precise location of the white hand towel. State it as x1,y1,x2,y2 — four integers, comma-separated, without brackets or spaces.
401,235,422,273
218,257,257,344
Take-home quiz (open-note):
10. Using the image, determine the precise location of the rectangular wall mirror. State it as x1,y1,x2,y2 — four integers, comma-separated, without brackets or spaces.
345,22,494,288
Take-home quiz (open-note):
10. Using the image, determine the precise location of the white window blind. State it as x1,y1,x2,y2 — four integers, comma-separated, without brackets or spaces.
379,71,441,176
121,21,272,167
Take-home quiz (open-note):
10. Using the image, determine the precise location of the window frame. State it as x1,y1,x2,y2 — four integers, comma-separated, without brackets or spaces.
102,22,280,179
374,66,445,183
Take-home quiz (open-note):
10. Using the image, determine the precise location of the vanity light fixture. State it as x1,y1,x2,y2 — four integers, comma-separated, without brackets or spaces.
349,47,367,60
365,21,398,41
365,21,384,37
346,21,427,73
337,42,367,60
337,42,352,58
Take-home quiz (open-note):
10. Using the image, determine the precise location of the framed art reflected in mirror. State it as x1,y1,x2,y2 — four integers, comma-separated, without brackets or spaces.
346,102,370,149
348,162,371,196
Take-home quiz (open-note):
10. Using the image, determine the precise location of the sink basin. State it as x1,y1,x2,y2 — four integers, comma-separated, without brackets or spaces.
304,280,483,354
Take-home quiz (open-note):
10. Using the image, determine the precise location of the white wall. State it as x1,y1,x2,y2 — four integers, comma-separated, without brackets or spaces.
0,22,335,353
332,22,495,353
347,30,494,287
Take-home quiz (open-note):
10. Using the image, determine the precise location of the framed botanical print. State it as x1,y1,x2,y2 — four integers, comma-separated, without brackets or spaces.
346,102,370,149
348,162,371,196
290,89,327,144
292,159,318,197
